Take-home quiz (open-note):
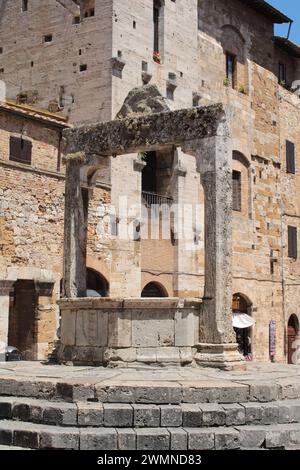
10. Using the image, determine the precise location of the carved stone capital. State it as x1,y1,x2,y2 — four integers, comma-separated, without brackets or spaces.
133,159,147,172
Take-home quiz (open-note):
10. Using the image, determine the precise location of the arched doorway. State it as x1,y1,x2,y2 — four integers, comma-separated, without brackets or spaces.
232,293,255,360
141,282,168,298
288,314,299,364
86,268,109,297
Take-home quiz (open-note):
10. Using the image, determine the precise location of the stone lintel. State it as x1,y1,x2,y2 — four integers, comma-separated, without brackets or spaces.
62,104,226,159
58,297,202,311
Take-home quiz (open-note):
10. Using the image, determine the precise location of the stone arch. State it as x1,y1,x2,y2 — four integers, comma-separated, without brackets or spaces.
221,24,246,63
232,293,254,359
221,24,247,92
141,281,169,298
287,314,300,364
86,267,109,297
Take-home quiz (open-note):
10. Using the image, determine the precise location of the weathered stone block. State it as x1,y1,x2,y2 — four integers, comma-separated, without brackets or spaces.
80,428,117,450
0,400,12,419
214,428,240,450
133,404,160,427
249,383,280,402
40,428,79,449
136,428,170,450
237,426,266,449
265,428,289,449
12,403,31,421
103,404,133,427
60,309,76,346
187,428,215,450
242,403,263,424
56,382,95,402
132,311,174,348
222,404,245,426
182,404,202,427
14,429,39,449
169,428,188,450
43,403,77,426
160,406,182,427
117,429,136,450
77,402,104,427
261,404,279,425
199,404,226,427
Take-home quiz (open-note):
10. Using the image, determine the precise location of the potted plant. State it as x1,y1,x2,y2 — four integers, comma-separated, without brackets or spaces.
153,51,161,64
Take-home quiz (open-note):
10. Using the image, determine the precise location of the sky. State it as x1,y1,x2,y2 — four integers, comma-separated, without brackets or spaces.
268,0,300,45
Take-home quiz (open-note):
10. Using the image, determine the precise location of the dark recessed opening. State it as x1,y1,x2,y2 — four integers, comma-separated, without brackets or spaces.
44,34,53,43
80,64,87,72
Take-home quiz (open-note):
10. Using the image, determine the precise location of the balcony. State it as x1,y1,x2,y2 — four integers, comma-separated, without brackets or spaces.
142,191,173,207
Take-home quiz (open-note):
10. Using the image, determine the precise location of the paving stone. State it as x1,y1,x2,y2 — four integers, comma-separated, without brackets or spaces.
103,404,133,427
133,405,160,427
186,428,215,450
199,404,226,427
214,428,240,450
168,428,187,450
77,402,104,427
80,428,117,450
160,405,182,427
182,404,202,427
117,429,136,450
136,428,170,450
222,404,245,426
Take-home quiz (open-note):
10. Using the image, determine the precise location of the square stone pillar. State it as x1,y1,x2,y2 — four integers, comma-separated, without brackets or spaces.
184,132,244,370
63,153,87,298
0,280,15,361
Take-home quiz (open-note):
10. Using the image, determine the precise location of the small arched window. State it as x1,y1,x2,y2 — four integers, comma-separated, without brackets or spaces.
86,268,109,297
141,282,168,298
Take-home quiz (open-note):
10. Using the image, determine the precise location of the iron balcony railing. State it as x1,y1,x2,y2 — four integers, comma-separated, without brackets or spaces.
142,191,173,207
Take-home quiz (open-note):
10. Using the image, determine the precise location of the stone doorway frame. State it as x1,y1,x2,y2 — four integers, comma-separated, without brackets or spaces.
62,103,244,369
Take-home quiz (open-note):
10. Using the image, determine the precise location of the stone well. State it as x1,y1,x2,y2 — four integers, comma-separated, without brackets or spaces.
57,298,201,367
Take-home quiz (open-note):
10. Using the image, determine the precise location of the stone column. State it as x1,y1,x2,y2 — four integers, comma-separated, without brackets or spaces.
63,153,87,298
34,281,55,360
0,280,15,361
184,131,244,370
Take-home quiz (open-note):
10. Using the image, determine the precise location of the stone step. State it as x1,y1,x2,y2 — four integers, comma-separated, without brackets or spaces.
0,419,300,450
1,376,300,404
0,444,31,450
1,396,300,429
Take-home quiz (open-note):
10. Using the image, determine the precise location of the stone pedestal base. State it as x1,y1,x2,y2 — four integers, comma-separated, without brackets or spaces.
195,343,246,371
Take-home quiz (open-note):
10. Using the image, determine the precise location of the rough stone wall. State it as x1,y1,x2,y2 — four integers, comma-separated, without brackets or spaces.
0,0,113,124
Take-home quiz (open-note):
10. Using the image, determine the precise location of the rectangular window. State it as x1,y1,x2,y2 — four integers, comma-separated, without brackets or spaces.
44,34,53,43
286,140,295,174
153,2,160,53
288,226,297,259
278,62,286,84
22,0,28,12
9,136,32,165
226,53,236,88
232,170,241,212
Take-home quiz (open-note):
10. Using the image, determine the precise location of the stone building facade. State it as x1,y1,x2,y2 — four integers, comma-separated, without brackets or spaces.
1,0,300,364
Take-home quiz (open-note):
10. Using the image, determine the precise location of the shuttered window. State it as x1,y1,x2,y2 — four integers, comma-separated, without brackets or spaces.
286,140,295,174
288,226,297,259
9,136,32,165
232,170,241,212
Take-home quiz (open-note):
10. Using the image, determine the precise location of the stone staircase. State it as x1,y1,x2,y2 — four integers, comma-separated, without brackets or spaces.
0,377,300,450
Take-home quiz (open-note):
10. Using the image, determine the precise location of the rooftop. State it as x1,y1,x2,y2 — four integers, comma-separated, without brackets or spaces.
0,100,70,129
239,0,292,24
273,36,300,58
